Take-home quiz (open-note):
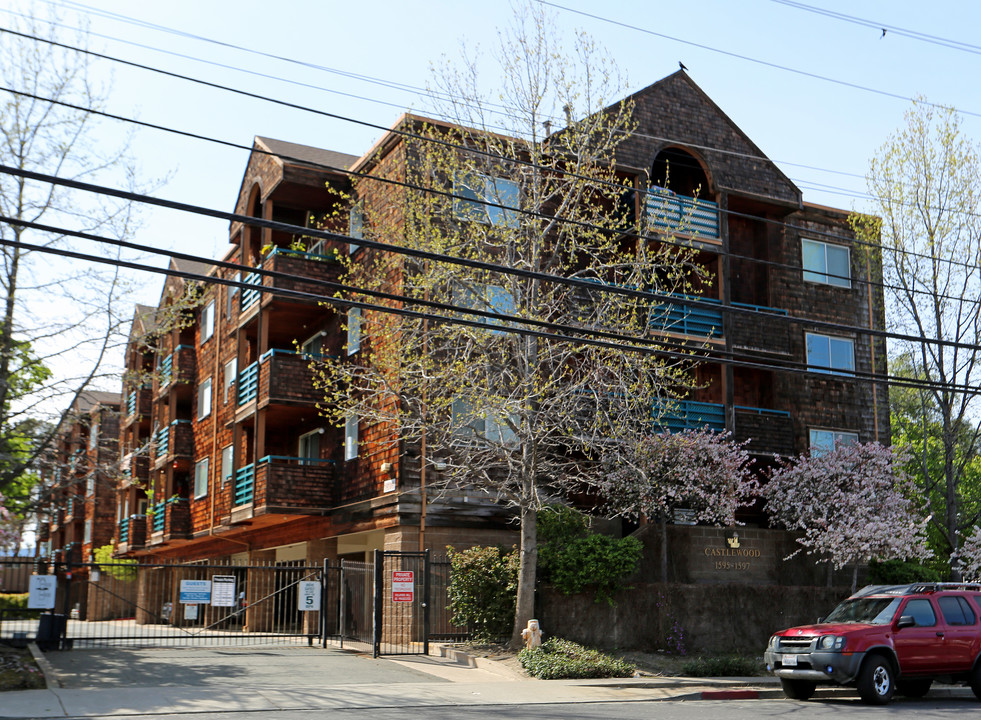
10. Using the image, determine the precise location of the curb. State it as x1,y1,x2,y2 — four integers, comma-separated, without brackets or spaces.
27,642,62,689
432,644,529,679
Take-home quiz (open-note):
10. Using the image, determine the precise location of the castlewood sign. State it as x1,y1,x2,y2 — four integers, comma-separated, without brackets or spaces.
702,533,761,573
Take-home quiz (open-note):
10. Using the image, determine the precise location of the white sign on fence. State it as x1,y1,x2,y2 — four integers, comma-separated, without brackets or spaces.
297,581,320,611
28,575,57,609
211,575,237,607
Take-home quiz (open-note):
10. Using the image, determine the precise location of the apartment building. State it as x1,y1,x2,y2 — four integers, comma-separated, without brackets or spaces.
90,71,887,568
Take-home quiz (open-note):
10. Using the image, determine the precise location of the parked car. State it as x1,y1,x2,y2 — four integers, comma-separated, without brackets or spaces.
764,583,981,704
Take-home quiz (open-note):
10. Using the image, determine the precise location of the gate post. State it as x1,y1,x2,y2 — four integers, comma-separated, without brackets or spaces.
423,549,431,656
320,558,329,649
372,549,383,658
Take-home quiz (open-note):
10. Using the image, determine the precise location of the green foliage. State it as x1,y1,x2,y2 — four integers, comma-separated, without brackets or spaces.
868,558,943,585
446,545,518,643
680,654,763,677
518,638,634,679
0,593,29,611
537,506,642,603
93,544,137,580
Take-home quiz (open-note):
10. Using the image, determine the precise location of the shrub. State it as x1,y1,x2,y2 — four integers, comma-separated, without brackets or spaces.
0,593,29,611
868,559,942,584
446,545,518,643
519,637,634,679
93,544,137,580
680,655,763,677
538,505,642,604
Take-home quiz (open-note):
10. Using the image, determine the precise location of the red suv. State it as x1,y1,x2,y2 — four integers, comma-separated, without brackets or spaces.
764,583,981,704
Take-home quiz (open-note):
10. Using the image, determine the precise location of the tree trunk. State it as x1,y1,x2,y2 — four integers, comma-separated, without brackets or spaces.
660,518,669,584
510,503,537,649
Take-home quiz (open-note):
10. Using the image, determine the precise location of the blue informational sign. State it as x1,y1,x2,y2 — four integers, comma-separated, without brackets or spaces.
179,579,212,604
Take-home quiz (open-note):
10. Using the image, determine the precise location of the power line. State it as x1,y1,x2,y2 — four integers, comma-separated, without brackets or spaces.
6,221,969,398
3,162,980,360
537,0,980,118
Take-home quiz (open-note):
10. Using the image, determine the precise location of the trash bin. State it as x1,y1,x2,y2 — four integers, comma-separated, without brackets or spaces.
36,613,67,651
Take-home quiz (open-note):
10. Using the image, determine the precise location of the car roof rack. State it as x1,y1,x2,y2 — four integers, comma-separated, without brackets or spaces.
851,582,981,598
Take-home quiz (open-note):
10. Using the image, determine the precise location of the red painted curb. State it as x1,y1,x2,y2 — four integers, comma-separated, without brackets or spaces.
700,690,760,700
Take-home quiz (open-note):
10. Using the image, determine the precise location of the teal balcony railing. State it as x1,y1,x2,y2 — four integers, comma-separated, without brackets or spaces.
155,426,169,456
237,362,259,405
651,295,723,337
653,399,726,433
240,271,262,311
151,504,165,533
644,188,720,240
119,517,130,544
126,391,136,417
159,353,173,386
234,464,255,506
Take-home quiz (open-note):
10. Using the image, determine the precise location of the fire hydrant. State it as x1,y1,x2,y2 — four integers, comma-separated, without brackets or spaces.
521,618,543,649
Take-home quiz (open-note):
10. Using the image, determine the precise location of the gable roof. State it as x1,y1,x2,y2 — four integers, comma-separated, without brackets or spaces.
616,71,801,206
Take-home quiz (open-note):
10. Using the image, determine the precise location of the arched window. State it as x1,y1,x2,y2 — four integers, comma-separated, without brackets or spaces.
651,148,711,199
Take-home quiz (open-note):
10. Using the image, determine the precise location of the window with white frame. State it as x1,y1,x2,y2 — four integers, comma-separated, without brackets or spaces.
198,377,213,419
84,518,92,544
451,397,518,446
88,422,98,450
349,201,364,254
347,307,362,355
201,301,215,343
226,273,240,319
805,333,855,375
86,474,95,496
194,457,209,498
220,445,233,485
301,331,324,358
344,414,359,460
299,428,322,465
454,173,520,227
223,358,237,404
809,429,859,456
802,238,851,288
453,283,517,334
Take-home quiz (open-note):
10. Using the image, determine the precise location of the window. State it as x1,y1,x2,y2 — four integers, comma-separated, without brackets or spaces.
349,201,364,254
939,596,976,626
809,429,859,456
347,307,362,355
805,333,854,375
88,422,98,450
86,474,95,496
344,414,359,460
453,283,517,334
299,429,322,465
197,377,212,420
802,238,851,288
84,518,92,545
903,599,936,627
194,457,209,498
223,358,237,404
220,445,234,485
301,332,323,358
201,301,215,343
451,397,518,446
227,273,240,319
454,173,520,227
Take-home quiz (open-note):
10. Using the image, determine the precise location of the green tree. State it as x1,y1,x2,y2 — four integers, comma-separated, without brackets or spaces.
852,101,981,577
1,7,142,519
446,545,519,643
316,3,703,647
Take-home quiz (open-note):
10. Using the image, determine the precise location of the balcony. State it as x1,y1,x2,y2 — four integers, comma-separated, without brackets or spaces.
237,350,323,410
733,406,794,456
653,399,726,433
234,464,255,507
147,499,190,542
152,420,193,469
731,303,791,356
156,345,196,397
120,452,150,486
238,247,342,321
254,456,335,512
644,188,720,241
117,514,147,553
124,386,151,425
651,295,723,338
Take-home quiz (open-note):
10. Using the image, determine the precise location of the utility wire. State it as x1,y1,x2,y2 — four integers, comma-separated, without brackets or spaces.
3,163,980,358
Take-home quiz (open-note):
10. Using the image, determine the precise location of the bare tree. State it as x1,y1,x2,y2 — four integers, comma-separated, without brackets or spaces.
852,101,981,577
0,7,143,517
316,3,706,647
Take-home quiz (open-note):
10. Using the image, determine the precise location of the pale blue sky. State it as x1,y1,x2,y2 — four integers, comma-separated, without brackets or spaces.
4,0,979,305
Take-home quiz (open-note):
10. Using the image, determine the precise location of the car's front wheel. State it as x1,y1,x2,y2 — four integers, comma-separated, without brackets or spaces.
969,661,981,700
857,654,895,705
780,678,816,700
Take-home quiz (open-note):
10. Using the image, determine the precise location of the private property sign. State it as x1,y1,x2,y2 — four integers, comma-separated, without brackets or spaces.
392,570,414,602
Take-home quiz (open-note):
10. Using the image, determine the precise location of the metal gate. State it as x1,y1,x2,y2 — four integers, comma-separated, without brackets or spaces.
372,550,430,657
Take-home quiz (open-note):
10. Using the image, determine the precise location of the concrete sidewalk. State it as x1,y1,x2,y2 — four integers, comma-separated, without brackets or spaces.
2,643,974,718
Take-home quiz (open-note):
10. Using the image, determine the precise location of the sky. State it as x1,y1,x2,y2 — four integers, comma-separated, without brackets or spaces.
3,0,980,549
3,0,980,300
